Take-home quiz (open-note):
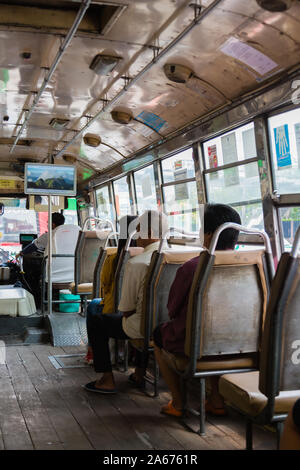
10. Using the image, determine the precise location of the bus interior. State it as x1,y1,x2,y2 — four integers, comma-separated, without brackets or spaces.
0,0,299,453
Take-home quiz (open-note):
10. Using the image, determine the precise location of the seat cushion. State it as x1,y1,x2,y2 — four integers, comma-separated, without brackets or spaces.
219,371,300,417
161,349,257,373
69,282,93,294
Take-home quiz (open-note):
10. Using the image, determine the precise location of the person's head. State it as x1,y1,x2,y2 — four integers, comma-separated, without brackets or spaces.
52,212,65,230
116,214,139,260
203,203,241,250
136,210,169,248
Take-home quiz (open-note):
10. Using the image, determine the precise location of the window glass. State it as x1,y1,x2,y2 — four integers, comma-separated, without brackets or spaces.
205,162,261,205
234,202,264,230
0,198,40,260
279,207,300,252
134,165,157,213
203,122,256,168
96,185,114,222
268,108,300,195
161,148,195,183
163,180,200,233
113,176,131,219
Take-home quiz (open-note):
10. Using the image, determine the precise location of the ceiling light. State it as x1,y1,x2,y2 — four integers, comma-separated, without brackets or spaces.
111,110,133,124
83,133,101,147
49,118,70,129
256,0,294,11
163,63,194,84
89,54,122,75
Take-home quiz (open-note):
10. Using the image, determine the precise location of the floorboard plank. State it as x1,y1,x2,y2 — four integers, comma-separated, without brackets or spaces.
6,349,64,450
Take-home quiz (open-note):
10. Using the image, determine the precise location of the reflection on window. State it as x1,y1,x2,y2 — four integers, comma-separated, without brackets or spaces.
161,148,195,183
268,108,300,195
163,181,200,233
96,185,114,222
234,202,264,230
113,176,131,219
279,207,300,252
134,165,157,213
203,122,256,168
205,162,261,204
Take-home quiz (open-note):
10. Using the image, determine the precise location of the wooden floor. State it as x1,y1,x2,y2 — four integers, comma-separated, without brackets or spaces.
0,344,277,451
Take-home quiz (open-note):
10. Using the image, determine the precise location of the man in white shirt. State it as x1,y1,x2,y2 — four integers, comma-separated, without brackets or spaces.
18,212,65,256
84,210,168,394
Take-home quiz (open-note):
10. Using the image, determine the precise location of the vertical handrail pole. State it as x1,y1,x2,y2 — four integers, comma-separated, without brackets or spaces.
47,196,53,316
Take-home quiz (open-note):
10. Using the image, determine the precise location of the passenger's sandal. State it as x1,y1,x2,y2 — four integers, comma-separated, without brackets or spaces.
160,401,183,417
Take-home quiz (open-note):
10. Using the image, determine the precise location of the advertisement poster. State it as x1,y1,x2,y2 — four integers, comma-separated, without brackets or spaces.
221,133,239,186
274,124,291,169
208,144,218,168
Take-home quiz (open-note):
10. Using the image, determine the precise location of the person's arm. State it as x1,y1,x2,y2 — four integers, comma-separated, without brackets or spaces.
20,242,38,255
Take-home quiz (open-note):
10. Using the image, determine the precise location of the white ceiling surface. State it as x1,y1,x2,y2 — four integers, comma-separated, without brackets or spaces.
0,0,299,181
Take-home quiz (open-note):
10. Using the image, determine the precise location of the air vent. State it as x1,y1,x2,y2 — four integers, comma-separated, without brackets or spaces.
90,55,122,75
256,0,294,11
0,137,32,146
163,64,193,84
111,110,133,125
0,2,127,36
62,154,77,164
83,133,101,147
49,118,70,129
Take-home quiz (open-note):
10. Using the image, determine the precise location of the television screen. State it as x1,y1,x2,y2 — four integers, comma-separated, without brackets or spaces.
24,163,76,196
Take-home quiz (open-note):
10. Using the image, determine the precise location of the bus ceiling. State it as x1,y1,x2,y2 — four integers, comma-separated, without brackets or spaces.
0,0,299,189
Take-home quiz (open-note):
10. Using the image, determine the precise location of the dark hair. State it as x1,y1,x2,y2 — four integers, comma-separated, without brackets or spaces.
115,215,138,267
52,212,65,227
204,203,241,250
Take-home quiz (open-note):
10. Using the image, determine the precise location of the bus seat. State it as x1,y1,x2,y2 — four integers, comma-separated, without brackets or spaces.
45,224,80,283
159,248,270,435
130,249,201,396
219,241,300,449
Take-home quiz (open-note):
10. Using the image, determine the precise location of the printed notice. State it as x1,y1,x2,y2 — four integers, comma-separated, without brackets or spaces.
208,144,218,168
141,175,153,198
274,124,291,169
220,37,278,76
294,123,300,169
242,128,257,178
221,132,239,186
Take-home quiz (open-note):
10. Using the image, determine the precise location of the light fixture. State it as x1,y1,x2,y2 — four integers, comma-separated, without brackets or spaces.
83,133,101,147
62,154,77,164
111,110,133,125
89,54,122,75
49,118,70,129
163,63,194,84
256,0,294,11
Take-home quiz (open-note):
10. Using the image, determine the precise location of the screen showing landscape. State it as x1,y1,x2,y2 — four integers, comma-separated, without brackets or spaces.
24,164,76,196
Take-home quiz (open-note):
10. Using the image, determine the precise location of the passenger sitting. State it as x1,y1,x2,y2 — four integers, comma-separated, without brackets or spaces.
84,214,139,365
84,210,169,394
153,203,241,417
16,212,65,256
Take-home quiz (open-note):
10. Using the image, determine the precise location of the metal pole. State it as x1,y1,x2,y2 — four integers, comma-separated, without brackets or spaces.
47,196,52,316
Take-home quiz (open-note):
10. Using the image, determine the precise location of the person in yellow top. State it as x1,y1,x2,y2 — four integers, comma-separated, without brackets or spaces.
84,214,138,364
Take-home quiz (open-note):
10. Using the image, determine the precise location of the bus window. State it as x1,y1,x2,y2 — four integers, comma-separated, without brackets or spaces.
63,198,78,225
113,176,132,219
268,108,300,195
161,148,199,233
203,123,264,231
0,198,41,261
95,186,114,223
134,165,157,213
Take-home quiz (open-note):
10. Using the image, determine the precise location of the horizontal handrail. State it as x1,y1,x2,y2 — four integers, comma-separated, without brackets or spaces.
82,216,115,232
291,225,300,259
158,228,202,253
104,231,119,248
208,223,273,255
